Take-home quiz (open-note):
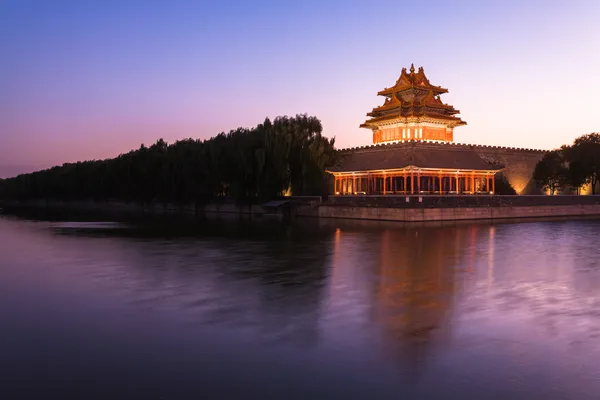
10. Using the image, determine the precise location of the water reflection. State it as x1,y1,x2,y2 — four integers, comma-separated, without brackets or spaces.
1,212,600,399
326,223,483,378
375,227,459,369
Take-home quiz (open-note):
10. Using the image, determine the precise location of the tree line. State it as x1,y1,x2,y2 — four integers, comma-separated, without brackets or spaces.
0,114,337,204
533,133,600,195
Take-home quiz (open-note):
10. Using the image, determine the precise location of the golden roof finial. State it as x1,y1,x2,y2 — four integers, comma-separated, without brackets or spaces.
410,63,415,73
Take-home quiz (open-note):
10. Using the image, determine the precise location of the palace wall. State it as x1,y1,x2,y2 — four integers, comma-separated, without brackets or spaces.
470,145,546,194
417,142,547,195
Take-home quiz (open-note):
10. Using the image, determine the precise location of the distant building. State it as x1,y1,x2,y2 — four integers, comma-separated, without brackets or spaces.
328,65,545,195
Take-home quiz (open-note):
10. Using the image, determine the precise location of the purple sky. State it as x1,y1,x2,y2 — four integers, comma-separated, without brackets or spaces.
1,0,600,178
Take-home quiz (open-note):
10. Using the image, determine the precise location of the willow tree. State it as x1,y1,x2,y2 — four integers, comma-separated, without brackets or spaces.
255,117,291,200
270,114,337,196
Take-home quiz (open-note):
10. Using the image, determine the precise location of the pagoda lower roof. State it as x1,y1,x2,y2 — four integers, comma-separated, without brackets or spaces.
365,112,463,120
378,85,447,96
328,141,504,173
362,113,466,126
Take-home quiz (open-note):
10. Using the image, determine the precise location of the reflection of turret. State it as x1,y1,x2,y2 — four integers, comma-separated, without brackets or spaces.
373,225,478,378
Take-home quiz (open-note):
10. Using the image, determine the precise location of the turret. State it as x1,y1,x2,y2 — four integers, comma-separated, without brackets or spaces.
361,66,466,144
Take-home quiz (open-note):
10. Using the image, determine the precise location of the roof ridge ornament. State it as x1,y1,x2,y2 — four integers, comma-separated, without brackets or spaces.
410,63,415,74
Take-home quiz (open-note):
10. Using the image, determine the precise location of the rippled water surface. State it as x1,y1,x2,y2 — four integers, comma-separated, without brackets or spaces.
1,211,600,399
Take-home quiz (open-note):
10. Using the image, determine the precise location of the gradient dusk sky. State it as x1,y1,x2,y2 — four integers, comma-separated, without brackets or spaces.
1,0,600,178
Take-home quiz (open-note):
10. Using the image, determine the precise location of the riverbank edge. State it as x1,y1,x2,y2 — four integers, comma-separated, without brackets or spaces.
296,203,600,222
0,200,264,217
2,199,600,223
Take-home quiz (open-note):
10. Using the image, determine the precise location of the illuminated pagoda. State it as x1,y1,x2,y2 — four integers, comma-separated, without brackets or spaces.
328,65,502,195
361,63,466,144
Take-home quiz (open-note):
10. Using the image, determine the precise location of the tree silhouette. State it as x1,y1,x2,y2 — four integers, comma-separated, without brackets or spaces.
493,174,517,195
562,133,600,194
565,160,589,195
0,114,336,204
533,150,568,195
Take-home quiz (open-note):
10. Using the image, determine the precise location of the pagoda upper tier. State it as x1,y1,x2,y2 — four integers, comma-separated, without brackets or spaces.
361,64,466,144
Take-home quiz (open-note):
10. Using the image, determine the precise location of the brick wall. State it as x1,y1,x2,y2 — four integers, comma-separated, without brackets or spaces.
474,147,546,194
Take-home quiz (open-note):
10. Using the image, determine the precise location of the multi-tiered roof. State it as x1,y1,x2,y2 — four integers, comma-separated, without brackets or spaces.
360,64,466,129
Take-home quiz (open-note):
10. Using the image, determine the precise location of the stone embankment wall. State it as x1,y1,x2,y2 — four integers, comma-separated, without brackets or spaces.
0,197,322,217
325,194,600,208
0,200,265,216
5,196,600,223
295,195,600,222
302,204,600,222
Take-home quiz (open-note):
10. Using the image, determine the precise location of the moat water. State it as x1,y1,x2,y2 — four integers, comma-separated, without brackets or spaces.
1,210,600,399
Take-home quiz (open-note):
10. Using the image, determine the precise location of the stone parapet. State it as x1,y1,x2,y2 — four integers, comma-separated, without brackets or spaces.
326,195,600,208
305,203,600,222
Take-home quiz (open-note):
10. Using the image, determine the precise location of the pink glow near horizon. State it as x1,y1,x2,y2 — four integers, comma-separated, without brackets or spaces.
1,0,599,177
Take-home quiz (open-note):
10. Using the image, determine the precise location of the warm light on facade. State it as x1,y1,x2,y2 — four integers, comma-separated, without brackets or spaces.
361,65,465,145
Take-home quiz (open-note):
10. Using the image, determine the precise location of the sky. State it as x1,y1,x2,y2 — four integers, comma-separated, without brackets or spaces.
1,0,600,178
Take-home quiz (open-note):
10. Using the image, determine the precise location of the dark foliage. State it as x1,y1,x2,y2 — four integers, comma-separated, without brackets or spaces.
0,115,337,204
494,174,517,195
565,160,589,195
533,150,568,195
562,133,600,194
